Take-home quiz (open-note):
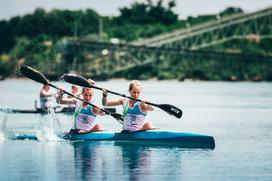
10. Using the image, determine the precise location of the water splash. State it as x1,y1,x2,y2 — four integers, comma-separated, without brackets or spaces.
0,93,17,141
0,106,65,142
0,132,4,141
49,107,62,134
35,128,61,141
34,107,63,142
0,111,8,141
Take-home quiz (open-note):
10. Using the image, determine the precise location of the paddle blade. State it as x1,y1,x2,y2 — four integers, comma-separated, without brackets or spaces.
63,73,91,87
20,65,49,85
158,104,183,118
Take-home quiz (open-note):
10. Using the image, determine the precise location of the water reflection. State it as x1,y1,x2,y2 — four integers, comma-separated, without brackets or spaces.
72,141,107,180
115,142,153,181
115,142,184,180
69,141,184,180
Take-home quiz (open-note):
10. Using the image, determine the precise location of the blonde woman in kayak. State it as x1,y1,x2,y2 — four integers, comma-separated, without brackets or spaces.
57,86,105,133
102,80,154,132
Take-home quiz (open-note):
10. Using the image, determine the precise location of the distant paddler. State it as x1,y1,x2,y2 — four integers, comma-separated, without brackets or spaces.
39,84,55,111
71,85,82,97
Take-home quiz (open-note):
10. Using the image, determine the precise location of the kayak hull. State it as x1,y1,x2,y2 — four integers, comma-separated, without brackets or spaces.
15,130,215,149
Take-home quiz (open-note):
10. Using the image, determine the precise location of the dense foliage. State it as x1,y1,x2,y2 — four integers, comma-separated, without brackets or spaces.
0,0,271,81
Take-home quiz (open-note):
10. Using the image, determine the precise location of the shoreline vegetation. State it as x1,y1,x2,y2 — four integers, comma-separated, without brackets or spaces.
0,0,271,81
2,74,269,83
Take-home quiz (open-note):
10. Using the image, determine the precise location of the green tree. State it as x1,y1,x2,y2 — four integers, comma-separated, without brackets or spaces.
114,0,178,25
0,20,17,53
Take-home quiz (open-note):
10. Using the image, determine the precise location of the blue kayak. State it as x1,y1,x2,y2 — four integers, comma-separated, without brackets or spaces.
14,130,215,149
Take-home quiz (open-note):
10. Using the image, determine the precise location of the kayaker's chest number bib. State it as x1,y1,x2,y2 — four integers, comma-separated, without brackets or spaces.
130,114,137,124
82,115,88,123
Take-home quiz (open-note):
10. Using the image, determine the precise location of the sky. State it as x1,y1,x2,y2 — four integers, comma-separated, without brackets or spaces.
0,0,272,21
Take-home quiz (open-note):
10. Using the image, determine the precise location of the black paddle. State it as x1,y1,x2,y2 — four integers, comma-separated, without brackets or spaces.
19,65,124,124
62,73,183,118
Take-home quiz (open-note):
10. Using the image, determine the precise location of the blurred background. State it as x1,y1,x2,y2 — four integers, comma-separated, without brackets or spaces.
0,0,272,81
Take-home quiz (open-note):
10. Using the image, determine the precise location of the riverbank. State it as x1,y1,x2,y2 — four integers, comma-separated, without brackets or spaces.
1,75,269,82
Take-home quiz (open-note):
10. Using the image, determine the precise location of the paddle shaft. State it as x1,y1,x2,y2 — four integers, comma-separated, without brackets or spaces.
62,73,182,118
91,83,182,118
92,84,159,107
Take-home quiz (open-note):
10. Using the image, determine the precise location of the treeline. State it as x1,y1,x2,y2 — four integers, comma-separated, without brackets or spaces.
1,0,266,81
0,0,183,78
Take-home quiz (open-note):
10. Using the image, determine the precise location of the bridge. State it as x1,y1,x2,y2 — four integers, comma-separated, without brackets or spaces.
63,6,272,78
131,6,272,49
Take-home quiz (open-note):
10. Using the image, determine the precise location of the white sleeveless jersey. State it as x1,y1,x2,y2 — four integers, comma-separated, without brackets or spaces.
74,101,97,131
122,98,147,131
40,95,54,109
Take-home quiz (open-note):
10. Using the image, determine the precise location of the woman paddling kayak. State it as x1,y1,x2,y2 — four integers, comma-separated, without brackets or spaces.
102,80,155,132
57,85,105,133
40,84,55,110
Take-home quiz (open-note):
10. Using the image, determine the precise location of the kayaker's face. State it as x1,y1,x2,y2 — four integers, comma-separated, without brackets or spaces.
83,88,94,102
44,85,50,91
129,85,141,99
72,86,78,94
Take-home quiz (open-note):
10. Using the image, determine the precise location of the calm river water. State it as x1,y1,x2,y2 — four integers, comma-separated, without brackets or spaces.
0,79,272,180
